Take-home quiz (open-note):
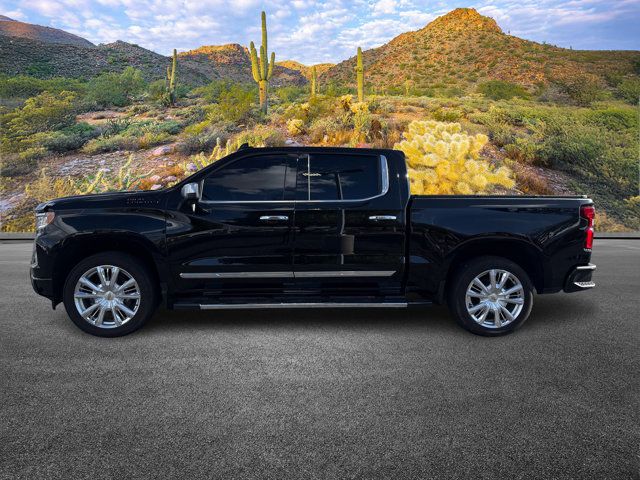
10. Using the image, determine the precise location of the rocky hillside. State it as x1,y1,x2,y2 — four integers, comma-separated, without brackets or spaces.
0,16,94,47
276,60,335,80
323,8,640,91
0,35,210,84
179,44,307,87
0,23,306,87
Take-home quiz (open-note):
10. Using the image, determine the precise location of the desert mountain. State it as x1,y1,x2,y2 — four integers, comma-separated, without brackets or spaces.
276,60,335,80
179,44,307,87
322,8,640,91
0,21,306,87
0,16,94,47
2,9,638,91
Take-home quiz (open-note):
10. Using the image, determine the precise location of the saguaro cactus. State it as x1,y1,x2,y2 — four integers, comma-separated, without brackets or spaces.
249,11,275,114
166,49,177,106
310,65,317,97
356,46,364,102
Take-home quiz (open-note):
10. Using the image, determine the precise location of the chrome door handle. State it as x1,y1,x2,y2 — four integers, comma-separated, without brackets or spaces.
259,215,289,221
368,215,397,221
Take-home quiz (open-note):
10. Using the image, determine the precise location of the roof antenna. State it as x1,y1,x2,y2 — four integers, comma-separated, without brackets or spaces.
238,143,251,150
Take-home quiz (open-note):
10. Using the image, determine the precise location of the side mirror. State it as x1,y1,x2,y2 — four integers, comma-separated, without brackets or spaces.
181,182,200,201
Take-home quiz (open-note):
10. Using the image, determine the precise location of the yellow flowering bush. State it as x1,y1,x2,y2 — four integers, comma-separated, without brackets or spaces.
394,120,514,195
287,118,305,136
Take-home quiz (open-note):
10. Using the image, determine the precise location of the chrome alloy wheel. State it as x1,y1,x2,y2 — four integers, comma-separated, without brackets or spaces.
465,269,524,329
73,265,141,328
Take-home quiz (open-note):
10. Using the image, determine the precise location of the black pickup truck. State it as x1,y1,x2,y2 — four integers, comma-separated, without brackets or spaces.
30,146,596,337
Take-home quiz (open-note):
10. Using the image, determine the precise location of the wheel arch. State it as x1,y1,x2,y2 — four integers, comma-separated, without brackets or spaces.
444,238,545,295
52,233,164,305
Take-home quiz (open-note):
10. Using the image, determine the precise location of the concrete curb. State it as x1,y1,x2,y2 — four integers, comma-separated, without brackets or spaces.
2,232,639,242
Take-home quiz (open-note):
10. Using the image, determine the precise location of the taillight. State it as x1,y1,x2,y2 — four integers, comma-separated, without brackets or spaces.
580,205,595,251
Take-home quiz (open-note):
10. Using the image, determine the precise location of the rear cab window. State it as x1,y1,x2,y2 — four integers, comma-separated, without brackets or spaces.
296,153,382,201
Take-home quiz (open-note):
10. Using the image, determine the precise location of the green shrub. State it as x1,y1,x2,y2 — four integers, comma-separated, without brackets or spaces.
146,79,167,103
477,80,529,100
193,80,236,103
432,107,462,122
40,122,100,152
0,91,77,154
552,76,606,106
308,116,343,143
275,86,306,103
232,125,285,148
85,67,146,108
540,123,605,171
0,75,86,99
586,107,638,131
82,119,180,154
204,84,255,123
616,78,640,105
504,137,537,163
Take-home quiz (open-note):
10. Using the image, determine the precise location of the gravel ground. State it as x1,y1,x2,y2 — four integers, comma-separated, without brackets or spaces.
1,240,638,479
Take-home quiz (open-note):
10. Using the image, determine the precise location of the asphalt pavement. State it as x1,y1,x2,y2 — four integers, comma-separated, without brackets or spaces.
1,240,638,479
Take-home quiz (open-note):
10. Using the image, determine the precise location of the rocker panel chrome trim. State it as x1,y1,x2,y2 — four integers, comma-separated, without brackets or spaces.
180,270,397,279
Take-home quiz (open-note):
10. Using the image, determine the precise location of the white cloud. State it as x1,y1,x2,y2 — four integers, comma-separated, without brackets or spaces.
3,9,27,20
372,0,397,16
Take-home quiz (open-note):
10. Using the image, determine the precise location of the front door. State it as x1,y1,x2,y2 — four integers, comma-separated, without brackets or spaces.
167,153,297,297
292,152,406,295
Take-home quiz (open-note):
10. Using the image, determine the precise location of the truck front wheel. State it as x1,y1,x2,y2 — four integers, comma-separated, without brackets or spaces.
448,256,533,336
62,252,158,337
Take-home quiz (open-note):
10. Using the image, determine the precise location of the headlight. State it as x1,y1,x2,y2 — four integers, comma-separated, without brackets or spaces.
35,211,55,232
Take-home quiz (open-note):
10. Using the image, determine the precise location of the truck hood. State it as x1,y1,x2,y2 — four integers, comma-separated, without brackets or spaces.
35,190,166,212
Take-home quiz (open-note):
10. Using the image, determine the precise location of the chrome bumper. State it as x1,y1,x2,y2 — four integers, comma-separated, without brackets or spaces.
564,264,596,292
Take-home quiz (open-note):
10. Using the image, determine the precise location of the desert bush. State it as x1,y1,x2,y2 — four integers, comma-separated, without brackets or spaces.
146,79,167,103
308,117,344,143
0,91,78,155
232,124,285,148
513,165,553,195
350,102,371,143
504,137,538,163
40,122,100,153
586,107,638,131
274,86,306,103
176,132,221,155
0,75,86,99
82,119,179,154
432,107,462,122
193,80,236,103
551,75,606,106
539,122,605,171
477,80,529,100
394,120,514,195
287,118,305,136
85,67,146,108
616,78,640,105
207,86,255,123
24,168,77,203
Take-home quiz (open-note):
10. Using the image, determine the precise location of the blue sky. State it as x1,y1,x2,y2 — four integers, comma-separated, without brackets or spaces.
2,0,639,64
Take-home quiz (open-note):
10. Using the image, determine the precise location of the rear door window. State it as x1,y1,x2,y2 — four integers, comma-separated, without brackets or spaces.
296,154,381,201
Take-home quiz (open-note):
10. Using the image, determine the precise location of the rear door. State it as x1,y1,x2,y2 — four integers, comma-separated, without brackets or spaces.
292,152,406,295
167,153,297,295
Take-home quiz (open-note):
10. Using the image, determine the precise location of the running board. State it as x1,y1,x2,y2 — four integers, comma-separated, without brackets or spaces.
174,301,412,310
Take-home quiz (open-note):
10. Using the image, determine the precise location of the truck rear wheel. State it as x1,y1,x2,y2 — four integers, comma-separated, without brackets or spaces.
448,256,533,336
62,252,158,337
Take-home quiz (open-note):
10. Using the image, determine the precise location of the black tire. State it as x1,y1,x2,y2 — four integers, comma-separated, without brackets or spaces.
447,256,533,336
63,251,158,337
